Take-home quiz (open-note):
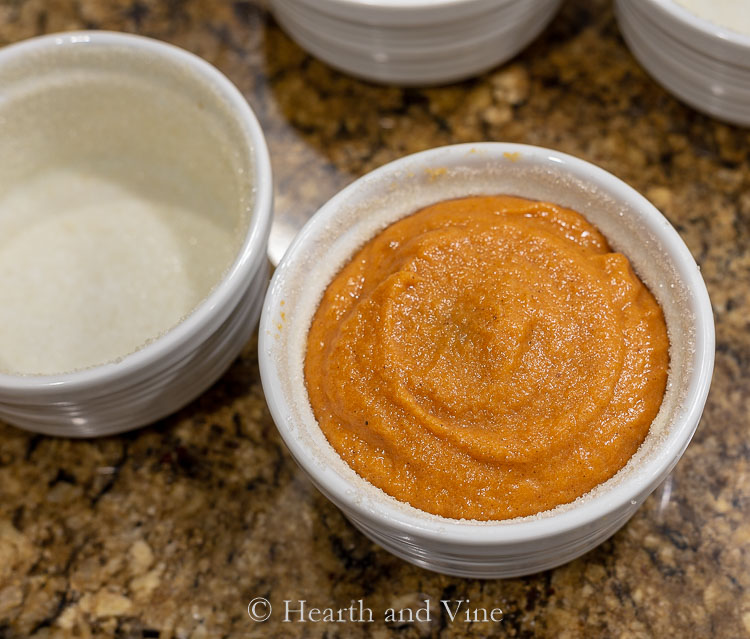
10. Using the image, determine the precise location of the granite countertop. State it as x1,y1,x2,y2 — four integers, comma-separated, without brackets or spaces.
1,0,749,637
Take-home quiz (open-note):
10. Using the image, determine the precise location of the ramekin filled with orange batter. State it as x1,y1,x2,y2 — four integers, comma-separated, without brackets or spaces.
259,143,714,578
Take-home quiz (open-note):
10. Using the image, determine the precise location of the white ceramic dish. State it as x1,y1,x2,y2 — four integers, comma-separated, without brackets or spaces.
259,142,714,578
0,32,273,436
269,0,562,86
616,0,750,126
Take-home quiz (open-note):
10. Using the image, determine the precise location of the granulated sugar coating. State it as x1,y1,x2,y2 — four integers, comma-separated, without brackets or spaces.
0,162,237,375
304,195,670,521
0,42,252,376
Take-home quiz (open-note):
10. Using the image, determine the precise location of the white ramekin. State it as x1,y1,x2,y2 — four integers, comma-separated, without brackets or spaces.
0,32,273,437
259,143,714,578
269,0,562,86
616,0,750,126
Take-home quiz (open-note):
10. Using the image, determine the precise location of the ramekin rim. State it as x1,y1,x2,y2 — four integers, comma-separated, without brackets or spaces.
289,0,507,11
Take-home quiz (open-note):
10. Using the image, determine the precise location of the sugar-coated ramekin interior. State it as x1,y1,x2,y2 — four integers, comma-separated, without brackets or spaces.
260,143,713,544
0,32,271,393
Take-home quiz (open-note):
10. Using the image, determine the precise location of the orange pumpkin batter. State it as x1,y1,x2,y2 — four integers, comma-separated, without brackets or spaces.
305,195,669,521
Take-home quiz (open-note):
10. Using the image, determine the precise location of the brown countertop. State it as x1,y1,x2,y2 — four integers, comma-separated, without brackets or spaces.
1,0,749,637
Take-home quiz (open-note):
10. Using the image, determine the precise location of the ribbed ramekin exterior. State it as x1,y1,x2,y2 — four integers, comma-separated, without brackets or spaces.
269,0,562,86
616,0,750,126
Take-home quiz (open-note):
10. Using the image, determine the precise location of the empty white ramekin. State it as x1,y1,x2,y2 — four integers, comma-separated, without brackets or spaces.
259,143,714,578
269,0,562,86
616,0,750,126
0,32,272,437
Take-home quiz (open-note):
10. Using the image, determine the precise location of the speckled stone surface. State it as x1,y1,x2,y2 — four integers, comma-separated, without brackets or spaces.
0,0,749,637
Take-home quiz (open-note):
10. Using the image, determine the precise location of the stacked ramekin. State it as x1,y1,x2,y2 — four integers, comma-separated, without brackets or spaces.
269,0,562,85
616,0,750,126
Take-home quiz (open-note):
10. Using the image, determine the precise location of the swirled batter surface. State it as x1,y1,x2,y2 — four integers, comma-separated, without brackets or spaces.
305,195,669,520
